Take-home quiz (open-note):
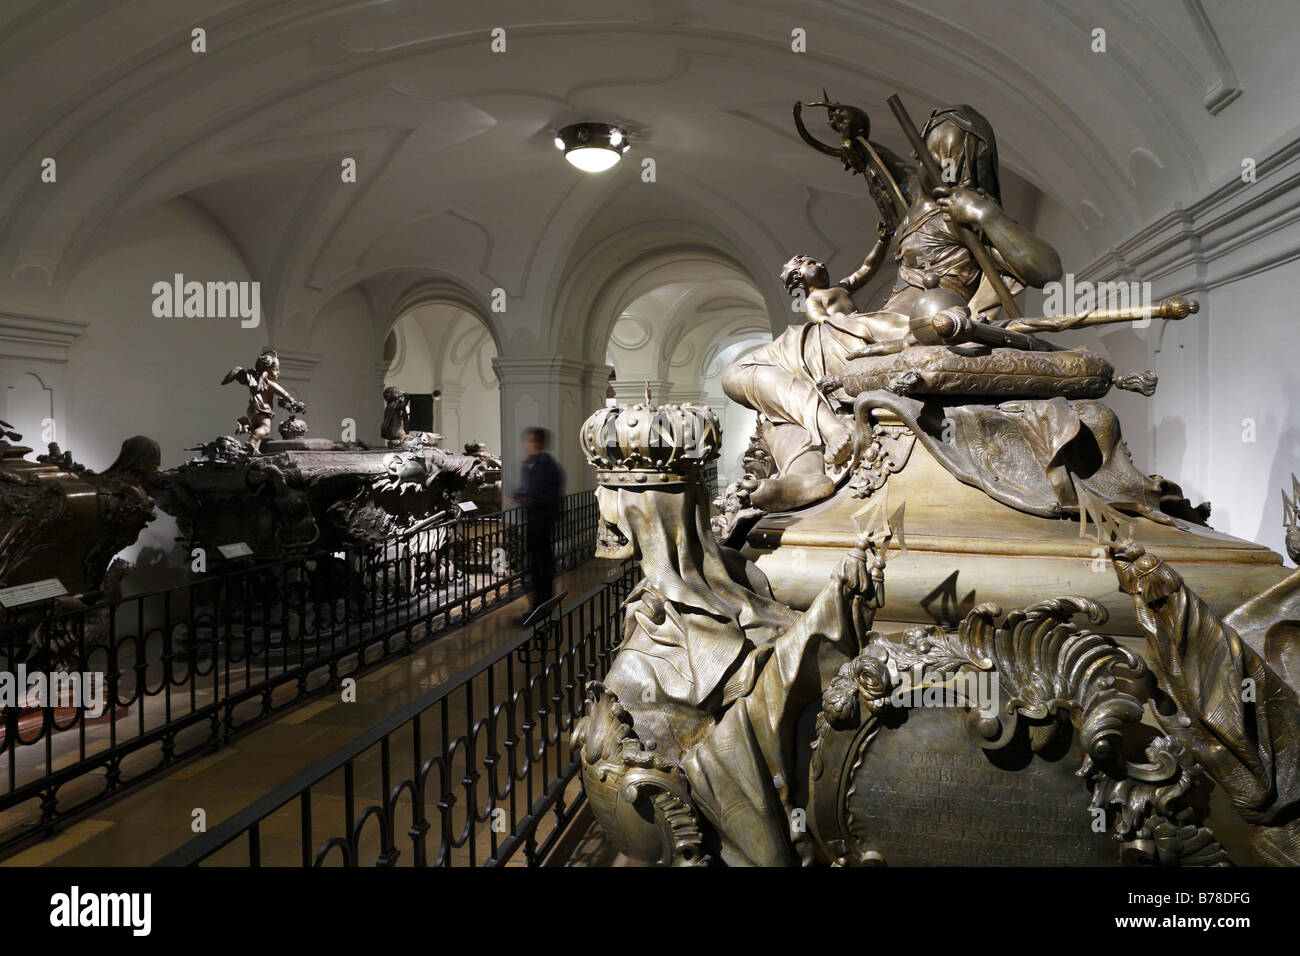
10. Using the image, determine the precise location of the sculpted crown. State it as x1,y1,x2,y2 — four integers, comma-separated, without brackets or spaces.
580,389,721,486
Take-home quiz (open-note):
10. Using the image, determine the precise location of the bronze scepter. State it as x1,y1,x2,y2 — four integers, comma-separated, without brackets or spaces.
910,295,1200,350
1004,295,1199,333
886,94,1022,320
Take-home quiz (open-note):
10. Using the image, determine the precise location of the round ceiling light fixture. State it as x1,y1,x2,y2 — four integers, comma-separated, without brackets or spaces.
554,122,630,172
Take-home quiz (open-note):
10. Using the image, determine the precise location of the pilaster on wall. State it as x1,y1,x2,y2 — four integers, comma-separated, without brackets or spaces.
581,363,614,433
493,356,609,496
0,311,88,452
611,378,674,406
273,347,322,401
668,388,726,410
433,384,465,444
1077,133,1300,559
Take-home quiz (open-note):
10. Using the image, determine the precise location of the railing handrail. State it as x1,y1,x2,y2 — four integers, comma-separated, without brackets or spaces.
154,557,630,867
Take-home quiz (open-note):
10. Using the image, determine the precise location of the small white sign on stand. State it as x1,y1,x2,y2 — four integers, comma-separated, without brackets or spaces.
459,501,478,512
0,578,68,608
218,542,255,559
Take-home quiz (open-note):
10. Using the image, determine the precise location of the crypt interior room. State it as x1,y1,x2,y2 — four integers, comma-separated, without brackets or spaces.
0,0,1299,872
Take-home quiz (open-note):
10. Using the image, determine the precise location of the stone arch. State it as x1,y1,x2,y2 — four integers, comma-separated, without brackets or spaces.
653,278,771,385
383,286,502,455
378,275,502,358
577,242,778,484
551,226,787,371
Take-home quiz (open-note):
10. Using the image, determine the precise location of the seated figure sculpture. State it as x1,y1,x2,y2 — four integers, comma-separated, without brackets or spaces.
382,385,445,448
573,396,887,866
722,102,1063,518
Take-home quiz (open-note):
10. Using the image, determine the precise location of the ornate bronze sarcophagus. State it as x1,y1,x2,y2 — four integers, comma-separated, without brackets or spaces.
147,436,487,558
0,424,159,598
149,365,489,560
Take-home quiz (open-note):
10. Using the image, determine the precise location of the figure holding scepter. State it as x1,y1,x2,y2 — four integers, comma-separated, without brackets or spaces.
722,98,1064,514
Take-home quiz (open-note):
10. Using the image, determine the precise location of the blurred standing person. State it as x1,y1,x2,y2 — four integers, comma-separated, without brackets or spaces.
513,427,563,621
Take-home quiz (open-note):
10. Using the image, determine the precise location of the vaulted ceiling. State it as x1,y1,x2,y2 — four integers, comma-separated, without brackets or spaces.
2,0,1292,336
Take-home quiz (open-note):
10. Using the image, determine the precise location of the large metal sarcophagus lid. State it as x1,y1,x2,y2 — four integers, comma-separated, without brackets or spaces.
148,436,487,557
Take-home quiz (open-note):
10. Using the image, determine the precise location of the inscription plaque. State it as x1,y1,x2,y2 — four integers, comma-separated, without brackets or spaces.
0,577,67,608
841,706,1117,866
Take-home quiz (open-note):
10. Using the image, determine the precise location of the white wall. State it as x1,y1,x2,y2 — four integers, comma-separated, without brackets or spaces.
438,313,500,454
0,200,388,572
56,202,384,467
1061,138,1300,562
309,287,384,446
1206,272,1300,551
716,403,759,488
384,317,436,402
62,201,259,470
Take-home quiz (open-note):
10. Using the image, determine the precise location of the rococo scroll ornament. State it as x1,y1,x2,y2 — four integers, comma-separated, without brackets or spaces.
1114,544,1300,865
809,599,1228,866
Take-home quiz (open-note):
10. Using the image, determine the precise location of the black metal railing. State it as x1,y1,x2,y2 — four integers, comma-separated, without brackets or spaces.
156,558,637,867
0,489,596,855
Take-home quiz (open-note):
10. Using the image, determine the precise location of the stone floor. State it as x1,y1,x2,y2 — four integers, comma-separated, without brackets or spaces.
0,569,522,843
0,560,619,867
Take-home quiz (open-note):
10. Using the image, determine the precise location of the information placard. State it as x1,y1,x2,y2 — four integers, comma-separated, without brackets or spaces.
0,578,68,608
218,542,255,559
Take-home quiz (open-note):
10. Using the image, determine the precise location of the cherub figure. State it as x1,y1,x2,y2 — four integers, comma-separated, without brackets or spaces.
782,221,894,329
721,222,895,513
221,349,305,454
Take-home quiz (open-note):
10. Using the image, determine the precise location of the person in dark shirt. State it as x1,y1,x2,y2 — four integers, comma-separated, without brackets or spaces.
513,426,564,620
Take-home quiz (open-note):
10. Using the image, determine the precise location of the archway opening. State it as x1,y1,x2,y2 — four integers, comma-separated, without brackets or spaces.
385,302,501,458
602,263,773,487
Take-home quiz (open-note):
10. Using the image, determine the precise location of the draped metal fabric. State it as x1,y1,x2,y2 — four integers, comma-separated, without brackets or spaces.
921,103,1002,205
857,390,1201,524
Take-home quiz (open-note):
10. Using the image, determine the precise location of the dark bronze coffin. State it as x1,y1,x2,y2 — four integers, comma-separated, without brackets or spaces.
147,437,487,558
0,436,158,597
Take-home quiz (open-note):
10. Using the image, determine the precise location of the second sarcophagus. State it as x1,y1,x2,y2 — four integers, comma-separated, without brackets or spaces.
148,436,487,558
0,429,158,598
